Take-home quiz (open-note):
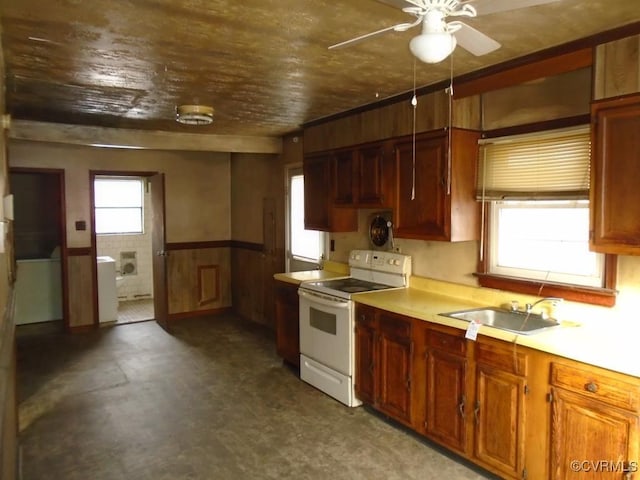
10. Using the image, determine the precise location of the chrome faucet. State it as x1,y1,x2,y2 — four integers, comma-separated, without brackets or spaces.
525,297,564,318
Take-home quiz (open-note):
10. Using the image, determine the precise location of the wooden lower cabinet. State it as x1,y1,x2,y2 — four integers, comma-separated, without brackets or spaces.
473,338,528,479
474,365,527,478
354,304,377,405
549,361,640,480
354,304,413,426
415,323,468,454
354,303,640,480
377,311,413,424
274,281,300,367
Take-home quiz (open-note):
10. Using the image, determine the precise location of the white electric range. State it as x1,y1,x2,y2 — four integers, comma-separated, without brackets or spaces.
298,249,411,407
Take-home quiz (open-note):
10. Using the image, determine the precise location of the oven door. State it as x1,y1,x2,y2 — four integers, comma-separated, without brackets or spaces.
298,289,353,376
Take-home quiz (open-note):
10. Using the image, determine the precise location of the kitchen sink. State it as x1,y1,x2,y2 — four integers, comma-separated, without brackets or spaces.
439,307,560,335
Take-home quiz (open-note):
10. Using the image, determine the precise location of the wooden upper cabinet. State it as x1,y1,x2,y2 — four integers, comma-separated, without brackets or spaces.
332,143,393,208
303,152,357,232
591,94,640,254
393,128,480,241
333,149,356,205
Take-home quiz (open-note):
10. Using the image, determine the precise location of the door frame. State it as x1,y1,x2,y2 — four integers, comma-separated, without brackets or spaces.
89,170,166,328
9,167,69,331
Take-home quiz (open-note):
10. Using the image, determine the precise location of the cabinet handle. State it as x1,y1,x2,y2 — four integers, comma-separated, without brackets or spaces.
458,395,466,419
585,382,599,393
474,400,480,425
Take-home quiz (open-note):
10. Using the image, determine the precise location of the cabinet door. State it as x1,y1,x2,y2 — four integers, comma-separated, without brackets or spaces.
355,314,377,405
357,144,387,206
550,387,639,480
333,150,356,205
394,132,449,240
591,95,640,254
303,153,357,232
377,313,413,425
426,349,467,453
303,153,331,230
474,365,527,479
274,282,300,367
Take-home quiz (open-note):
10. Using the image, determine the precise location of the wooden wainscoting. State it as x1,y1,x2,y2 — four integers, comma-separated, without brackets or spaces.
166,243,231,317
67,248,95,331
197,264,220,307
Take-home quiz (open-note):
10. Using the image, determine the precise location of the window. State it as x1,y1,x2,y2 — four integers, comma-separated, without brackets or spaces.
477,127,615,304
94,178,144,234
489,200,603,287
290,173,323,262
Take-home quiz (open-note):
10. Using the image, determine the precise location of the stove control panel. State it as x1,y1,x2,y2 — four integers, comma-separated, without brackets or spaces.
349,249,411,275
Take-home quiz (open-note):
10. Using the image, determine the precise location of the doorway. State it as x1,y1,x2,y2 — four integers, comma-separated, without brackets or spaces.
91,173,156,325
9,168,68,333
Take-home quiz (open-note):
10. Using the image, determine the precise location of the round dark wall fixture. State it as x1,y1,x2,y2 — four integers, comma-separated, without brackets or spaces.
369,215,390,247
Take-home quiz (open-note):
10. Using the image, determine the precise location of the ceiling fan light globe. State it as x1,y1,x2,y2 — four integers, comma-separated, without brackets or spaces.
409,32,457,64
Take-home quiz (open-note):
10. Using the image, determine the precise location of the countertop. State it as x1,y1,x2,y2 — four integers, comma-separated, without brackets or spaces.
354,287,640,379
273,269,346,285
274,268,639,379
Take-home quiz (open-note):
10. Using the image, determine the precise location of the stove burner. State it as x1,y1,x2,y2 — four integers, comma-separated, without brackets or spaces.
342,286,371,293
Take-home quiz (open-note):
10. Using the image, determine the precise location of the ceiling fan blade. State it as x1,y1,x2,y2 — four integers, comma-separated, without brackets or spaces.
329,21,418,50
374,0,423,10
465,0,562,16
450,21,501,56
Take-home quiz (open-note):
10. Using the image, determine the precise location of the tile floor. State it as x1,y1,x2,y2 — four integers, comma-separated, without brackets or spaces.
117,298,154,325
16,314,498,480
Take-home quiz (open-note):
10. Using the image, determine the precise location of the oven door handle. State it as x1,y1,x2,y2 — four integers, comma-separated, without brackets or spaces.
298,290,350,308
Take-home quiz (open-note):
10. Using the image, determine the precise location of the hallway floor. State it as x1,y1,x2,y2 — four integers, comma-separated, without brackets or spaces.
17,314,496,480
117,298,154,325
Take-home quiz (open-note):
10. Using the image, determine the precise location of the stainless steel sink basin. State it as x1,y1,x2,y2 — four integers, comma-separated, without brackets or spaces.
439,307,560,335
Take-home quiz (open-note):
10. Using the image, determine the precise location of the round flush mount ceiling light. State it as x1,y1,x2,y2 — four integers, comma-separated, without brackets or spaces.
175,104,214,125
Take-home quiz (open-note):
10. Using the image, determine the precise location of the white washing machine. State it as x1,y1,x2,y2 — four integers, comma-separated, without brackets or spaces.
97,256,118,323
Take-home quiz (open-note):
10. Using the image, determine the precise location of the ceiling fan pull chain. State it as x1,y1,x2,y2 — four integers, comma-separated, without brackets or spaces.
411,59,417,201
446,50,454,195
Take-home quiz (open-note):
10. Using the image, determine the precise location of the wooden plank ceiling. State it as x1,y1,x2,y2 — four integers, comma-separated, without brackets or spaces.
1,0,639,138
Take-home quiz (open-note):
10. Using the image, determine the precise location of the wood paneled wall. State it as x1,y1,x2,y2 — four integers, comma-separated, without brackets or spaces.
0,293,16,480
67,252,94,328
304,91,481,153
594,34,640,99
167,247,231,315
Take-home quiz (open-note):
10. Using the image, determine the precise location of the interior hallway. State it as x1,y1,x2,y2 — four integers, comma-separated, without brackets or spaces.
17,314,497,480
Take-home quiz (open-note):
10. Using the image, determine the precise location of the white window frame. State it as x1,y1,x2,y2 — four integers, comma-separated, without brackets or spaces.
94,177,144,235
488,200,605,288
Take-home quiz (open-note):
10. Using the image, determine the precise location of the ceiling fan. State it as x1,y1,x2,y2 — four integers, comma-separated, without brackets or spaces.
329,0,563,64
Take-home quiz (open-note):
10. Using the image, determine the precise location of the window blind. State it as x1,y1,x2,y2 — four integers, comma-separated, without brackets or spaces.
477,127,590,200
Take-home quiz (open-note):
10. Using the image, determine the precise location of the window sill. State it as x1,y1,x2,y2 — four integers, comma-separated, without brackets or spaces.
474,273,617,307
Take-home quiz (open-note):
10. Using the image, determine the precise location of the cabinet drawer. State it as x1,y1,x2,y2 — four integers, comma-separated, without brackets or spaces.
476,339,528,376
427,329,466,356
550,362,640,412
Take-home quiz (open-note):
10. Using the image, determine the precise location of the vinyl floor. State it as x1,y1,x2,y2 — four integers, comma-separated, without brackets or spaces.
17,314,497,480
